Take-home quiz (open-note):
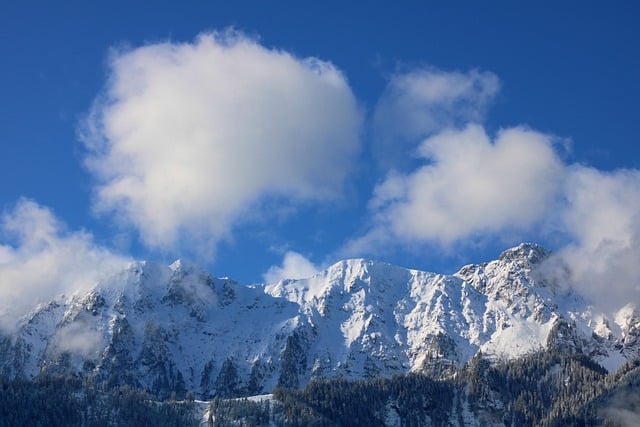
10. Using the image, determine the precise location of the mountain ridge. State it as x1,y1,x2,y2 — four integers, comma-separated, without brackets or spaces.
0,243,637,399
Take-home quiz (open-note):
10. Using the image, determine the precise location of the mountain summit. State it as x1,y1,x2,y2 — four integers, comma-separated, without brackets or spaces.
0,243,637,399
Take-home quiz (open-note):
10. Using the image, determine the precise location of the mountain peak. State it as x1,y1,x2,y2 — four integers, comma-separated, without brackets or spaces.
169,258,203,273
498,242,550,267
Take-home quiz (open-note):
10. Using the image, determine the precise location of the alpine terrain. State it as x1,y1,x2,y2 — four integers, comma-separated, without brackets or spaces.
1,243,638,425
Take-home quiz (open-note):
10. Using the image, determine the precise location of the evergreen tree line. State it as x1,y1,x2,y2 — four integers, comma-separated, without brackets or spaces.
0,375,199,427
208,350,639,426
2,349,637,426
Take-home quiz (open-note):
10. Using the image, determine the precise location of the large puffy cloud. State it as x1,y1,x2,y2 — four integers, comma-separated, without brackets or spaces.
0,199,130,331
372,68,499,168
82,31,362,255
353,124,564,248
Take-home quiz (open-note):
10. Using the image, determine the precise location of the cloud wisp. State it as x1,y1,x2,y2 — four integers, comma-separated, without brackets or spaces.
0,199,130,331
263,251,320,284
372,68,499,169
48,320,104,359
81,30,362,258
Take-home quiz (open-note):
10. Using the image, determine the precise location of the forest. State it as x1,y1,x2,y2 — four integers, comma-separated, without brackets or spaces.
1,349,638,426
210,350,640,426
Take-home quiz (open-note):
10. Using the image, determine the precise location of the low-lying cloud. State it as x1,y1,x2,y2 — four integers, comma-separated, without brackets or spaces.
549,167,640,311
600,390,640,427
48,320,104,359
0,199,130,331
81,30,362,258
263,251,319,284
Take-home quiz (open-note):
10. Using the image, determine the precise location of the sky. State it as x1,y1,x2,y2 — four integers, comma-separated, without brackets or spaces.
1,1,640,318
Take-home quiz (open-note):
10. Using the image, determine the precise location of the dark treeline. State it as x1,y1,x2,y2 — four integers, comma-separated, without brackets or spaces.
2,350,638,426
0,375,199,427
208,350,640,427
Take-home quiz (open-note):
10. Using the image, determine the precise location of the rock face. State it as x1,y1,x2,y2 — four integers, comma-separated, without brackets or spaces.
0,244,636,398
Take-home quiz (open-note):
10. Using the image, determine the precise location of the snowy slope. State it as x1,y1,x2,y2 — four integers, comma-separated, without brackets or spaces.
0,260,301,398
264,244,633,380
0,243,636,398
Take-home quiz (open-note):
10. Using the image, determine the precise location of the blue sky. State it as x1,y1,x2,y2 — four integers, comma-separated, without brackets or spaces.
1,1,639,312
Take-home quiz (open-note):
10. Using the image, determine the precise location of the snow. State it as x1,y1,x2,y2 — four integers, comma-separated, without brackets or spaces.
615,303,638,331
600,351,628,372
236,393,274,402
1,243,637,397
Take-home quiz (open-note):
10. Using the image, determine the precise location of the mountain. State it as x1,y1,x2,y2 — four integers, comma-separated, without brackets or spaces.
0,243,637,400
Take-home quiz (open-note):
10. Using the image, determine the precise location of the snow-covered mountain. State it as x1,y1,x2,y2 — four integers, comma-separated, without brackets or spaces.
0,243,637,399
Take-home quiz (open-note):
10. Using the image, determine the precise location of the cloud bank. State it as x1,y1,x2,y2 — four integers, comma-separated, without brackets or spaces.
82,30,362,256
0,199,130,331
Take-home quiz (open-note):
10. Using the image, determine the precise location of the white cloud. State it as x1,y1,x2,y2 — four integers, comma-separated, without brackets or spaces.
49,320,104,358
350,113,640,311
372,68,499,168
263,251,319,283
563,167,640,250
353,124,564,248
546,167,640,311
81,30,362,256
0,199,130,331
